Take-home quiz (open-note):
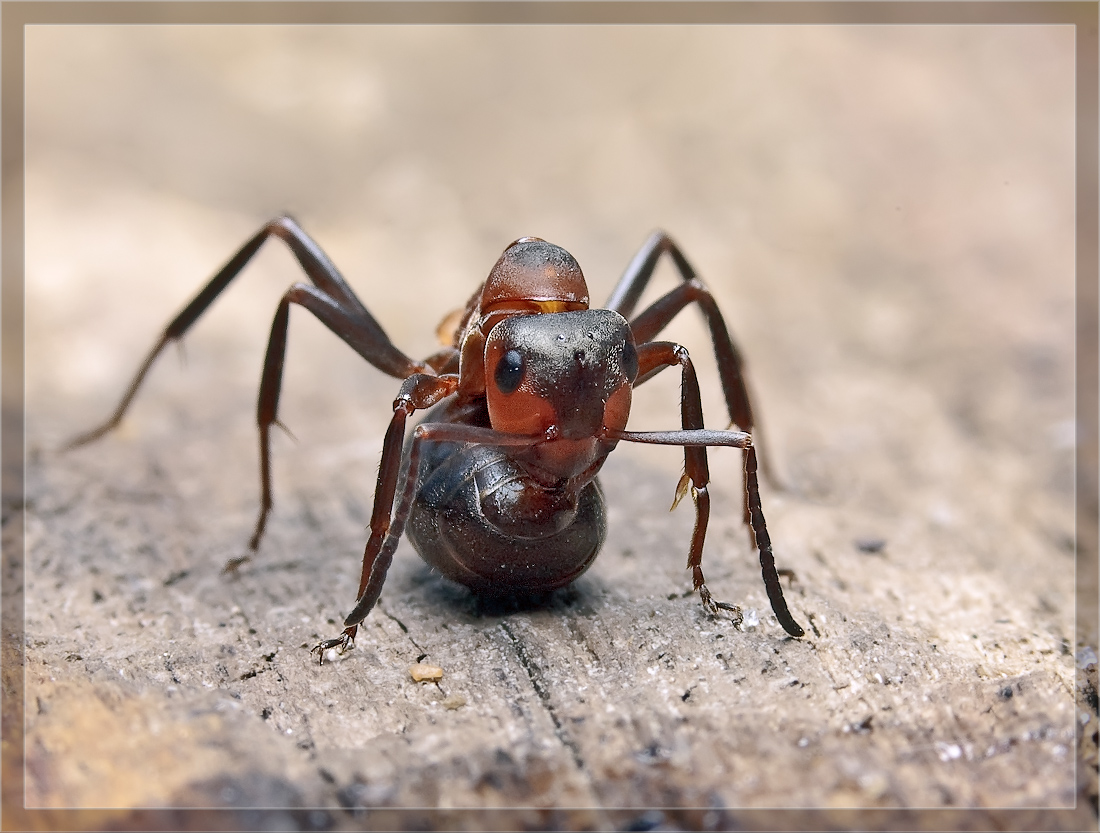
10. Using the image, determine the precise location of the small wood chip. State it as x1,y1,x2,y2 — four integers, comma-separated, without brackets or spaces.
409,663,444,683
442,694,467,710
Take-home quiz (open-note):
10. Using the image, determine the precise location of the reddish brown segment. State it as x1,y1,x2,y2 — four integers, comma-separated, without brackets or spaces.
481,237,590,308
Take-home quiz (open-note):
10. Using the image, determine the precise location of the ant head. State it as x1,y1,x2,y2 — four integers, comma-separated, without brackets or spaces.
479,239,590,331
484,309,638,481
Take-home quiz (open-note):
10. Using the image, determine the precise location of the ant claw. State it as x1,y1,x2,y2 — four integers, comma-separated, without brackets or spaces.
698,585,743,628
222,555,252,575
310,630,355,665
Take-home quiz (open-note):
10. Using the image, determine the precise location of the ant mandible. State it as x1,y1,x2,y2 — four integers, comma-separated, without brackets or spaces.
68,216,805,662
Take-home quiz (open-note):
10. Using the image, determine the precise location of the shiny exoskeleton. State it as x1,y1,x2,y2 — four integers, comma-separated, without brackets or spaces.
69,217,805,662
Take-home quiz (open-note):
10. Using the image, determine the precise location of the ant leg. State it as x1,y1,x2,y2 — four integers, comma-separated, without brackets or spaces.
745,443,804,637
231,283,437,566
605,231,696,320
605,232,778,484
633,342,734,623
66,215,426,449
631,278,757,528
312,374,458,662
634,341,803,638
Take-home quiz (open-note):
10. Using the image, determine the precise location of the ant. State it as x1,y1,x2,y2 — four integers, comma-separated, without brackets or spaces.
68,216,805,662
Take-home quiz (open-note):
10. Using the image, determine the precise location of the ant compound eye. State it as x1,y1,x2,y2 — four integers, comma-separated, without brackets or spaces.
621,339,639,382
494,348,525,394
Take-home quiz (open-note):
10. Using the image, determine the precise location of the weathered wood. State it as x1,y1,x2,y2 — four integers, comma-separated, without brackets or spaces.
13,23,1093,831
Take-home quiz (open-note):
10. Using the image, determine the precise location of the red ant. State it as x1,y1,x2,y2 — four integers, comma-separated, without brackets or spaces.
68,217,805,661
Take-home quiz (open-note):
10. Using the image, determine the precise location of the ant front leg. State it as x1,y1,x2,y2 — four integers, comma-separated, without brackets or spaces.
613,236,803,636
633,340,804,638
312,374,458,663
633,341,738,624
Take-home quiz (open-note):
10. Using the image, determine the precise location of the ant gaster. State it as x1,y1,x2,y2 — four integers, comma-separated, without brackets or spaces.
68,217,805,661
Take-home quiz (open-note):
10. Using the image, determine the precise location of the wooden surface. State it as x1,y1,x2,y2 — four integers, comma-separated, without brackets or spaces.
13,24,1095,830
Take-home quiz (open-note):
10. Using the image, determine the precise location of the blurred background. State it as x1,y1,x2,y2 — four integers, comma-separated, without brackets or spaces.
25,23,1076,573
25,23,1075,484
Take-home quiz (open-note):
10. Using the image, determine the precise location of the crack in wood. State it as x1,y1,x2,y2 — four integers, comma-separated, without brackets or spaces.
499,621,586,774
